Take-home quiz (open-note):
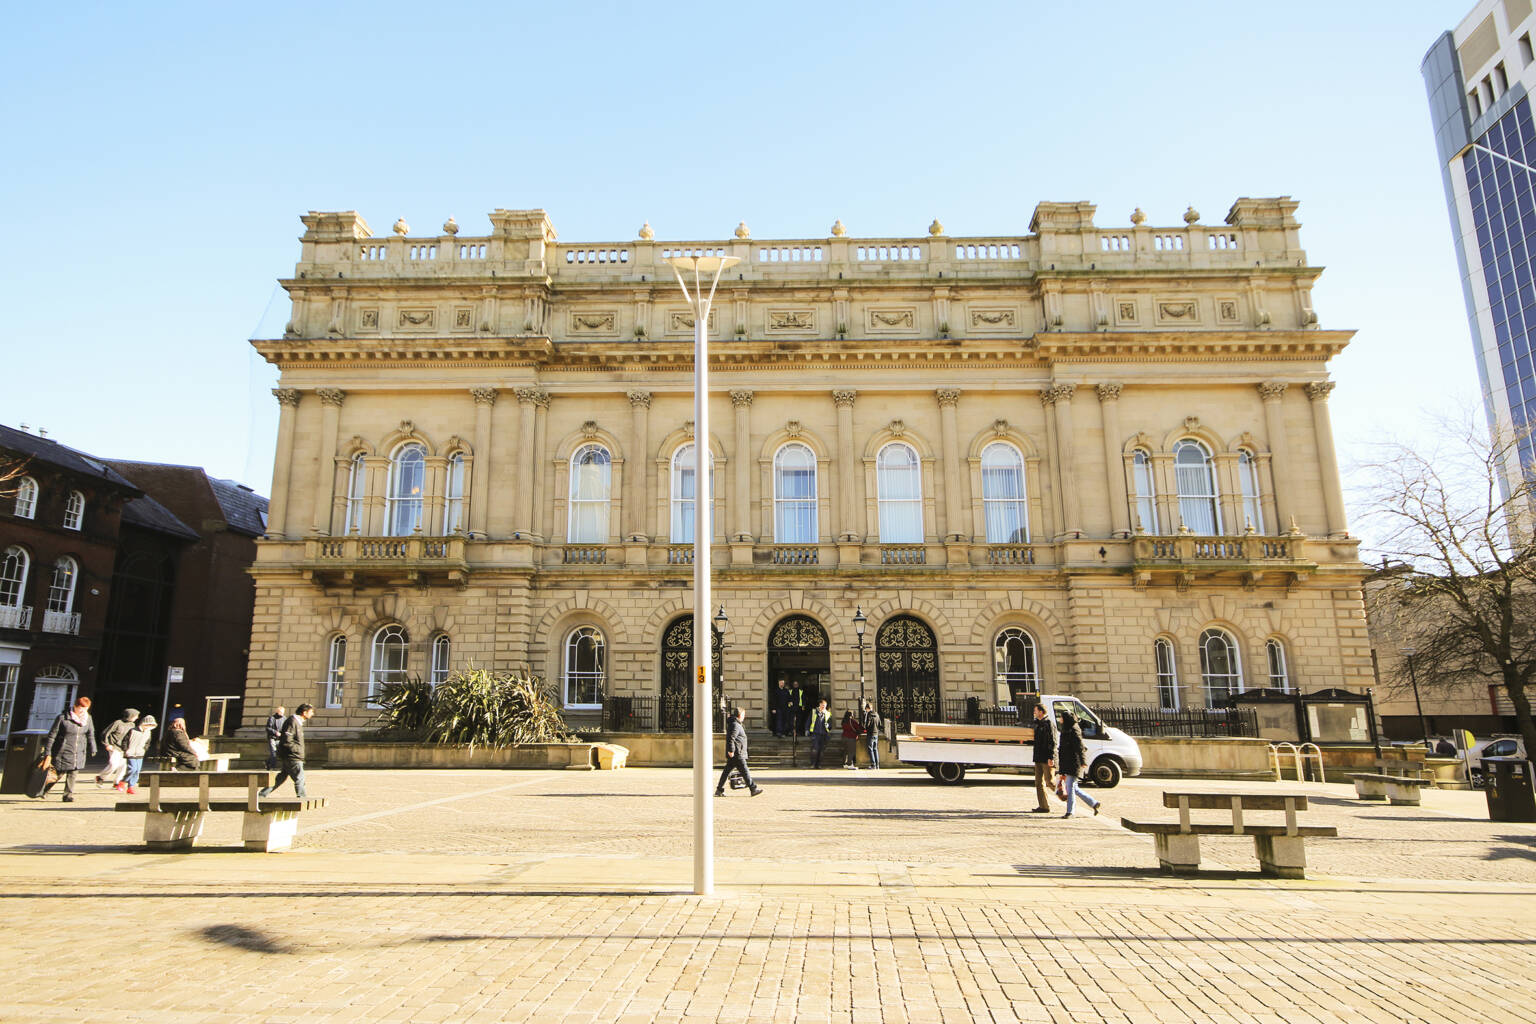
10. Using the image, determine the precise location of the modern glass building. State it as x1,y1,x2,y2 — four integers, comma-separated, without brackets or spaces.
1425,0,1536,487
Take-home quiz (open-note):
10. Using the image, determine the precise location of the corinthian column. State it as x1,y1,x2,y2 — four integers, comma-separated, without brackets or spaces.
1306,381,1348,537
730,390,754,540
626,391,653,542
1257,382,1293,532
266,388,301,539
833,389,858,541
1043,384,1080,537
514,387,547,540
470,387,497,538
936,389,964,540
312,388,346,535
1095,383,1129,537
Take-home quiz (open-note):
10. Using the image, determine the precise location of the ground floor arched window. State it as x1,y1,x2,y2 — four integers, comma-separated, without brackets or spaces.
1198,628,1242,706
993,627,1039,703
564,626,605,708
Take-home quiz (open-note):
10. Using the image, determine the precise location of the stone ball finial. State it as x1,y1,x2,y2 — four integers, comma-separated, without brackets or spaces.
392,217,410,236
1130,207,1147,225
830,218,846,237
1183,205,1200,224
928,218,945,236
638,221,654,240
442,216,459,236
735,221,751,239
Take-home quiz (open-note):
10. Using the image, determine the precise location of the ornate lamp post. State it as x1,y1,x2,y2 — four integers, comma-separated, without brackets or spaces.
852,606,868,708
713,605,730,732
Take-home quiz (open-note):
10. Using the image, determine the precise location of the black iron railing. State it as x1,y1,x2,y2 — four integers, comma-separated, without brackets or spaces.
938,698,1024,727
601,695,657,732
1091,705,1259,738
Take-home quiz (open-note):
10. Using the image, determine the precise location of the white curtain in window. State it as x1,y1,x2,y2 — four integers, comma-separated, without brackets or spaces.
670,444,714,542
877,443,923,542
345,454,366,534
443,453,465,533
774,443,818,543
564,626,605,707
980,443,1027,543
568,445,611,543
1199,628,1242,705
1155,637,1180,710
1132,450,1159,533
1239,451,1264,533
1175,440,1221,535
387,444,427,536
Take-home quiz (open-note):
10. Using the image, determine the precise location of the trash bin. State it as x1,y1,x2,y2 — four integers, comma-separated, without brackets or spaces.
1485,758,1536,822
1,731,50,795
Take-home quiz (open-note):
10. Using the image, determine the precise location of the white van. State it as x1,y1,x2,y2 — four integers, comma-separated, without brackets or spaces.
895,695,1143,787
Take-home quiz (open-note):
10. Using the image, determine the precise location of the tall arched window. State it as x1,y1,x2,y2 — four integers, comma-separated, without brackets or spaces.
0,546,29,626
1239,450,1264,532
1174,439,1221,535
430,633,451,686
563,625,605,708
1154,637,1180,711
1132,449,1159,533
1266,638,1291,692
13,477,37,519
345,453,367,534
773,443,818,543
63,491,84,531
568,444,611,543
443,453,465,533
877,442,923,542
670,443,714,542
386,443,427,536
325,634,347,708
369,624,409,702
980,443,1028,543
45,557,77,631
1198,628,1243,705
993,627,1039,702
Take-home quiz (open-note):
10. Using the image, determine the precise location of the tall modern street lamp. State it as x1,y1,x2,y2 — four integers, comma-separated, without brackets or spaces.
664,250,739,897
1400,646,1429,743
852,606,868,707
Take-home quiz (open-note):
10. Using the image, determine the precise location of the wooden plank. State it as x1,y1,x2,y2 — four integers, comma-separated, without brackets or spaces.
909,722,1034,743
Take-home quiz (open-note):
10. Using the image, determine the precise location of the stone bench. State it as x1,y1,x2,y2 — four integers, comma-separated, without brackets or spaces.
1122,791,1337,879
113,770,326,852
148,753,237,772
1347,758,1433,805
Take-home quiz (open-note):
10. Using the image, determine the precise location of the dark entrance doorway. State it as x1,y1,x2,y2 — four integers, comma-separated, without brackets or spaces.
660,616,723,732
875,614,940,728
766,615,831,734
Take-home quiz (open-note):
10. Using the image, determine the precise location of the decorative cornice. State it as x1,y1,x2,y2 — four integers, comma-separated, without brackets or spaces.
316,387,346,407
1094,382,1122,401
1257,381,1288,400
832,389,858,408
1305,381,1335,402
273,388,301,407
626,390,652,409
470,386,499,406
730,389,755,408
935,388,961,407
515,387,550,408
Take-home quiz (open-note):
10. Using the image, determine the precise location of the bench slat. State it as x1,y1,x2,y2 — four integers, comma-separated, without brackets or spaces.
1121,819,1337,838
115,798,327,813
1161,792,1310,812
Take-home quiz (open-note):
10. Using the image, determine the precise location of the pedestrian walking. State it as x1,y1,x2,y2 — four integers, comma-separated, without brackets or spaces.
1029,702,1057,813
840,710,862,768
807,699,831,768
121,714,156,795
772,680,789,737
1056,708,1100,818
789,682,807,735
264,705,286,771
43,696,97,802
260,704,315,800
715,706,762,796
162,717,201,770
96,707,139,790
860,700,882,770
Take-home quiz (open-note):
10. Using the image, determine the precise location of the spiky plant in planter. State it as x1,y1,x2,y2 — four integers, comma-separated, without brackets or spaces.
423,666,573,751
372,677,435,737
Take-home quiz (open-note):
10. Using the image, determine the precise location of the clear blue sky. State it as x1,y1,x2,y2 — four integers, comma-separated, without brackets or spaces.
2,1,1474,536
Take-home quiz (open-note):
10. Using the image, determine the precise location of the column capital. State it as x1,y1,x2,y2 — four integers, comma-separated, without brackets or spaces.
1257,381,1289,401
935,388,961,407
730,389,755,408
316,388,347,407
273,387,301,407
471,386,499,406
1094,382,1123,402
626,390,652,409
1304,381,1335,402
515,387,550,408
832,389,857,408
1040,383,1076,406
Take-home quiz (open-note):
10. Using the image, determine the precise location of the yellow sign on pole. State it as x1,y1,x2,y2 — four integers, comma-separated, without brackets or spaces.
697,666,706,686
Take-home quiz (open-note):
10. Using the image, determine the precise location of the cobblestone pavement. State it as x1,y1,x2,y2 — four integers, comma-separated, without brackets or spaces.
3,766,1534,1023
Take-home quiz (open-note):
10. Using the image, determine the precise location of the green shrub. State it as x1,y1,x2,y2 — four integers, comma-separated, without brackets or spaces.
372,677,435,737
422,666,573,751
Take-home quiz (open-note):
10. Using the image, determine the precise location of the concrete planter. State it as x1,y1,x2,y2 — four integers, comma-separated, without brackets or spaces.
213,735,623,770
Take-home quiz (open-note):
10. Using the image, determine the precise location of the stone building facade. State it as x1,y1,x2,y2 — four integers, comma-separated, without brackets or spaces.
248,199,1371,734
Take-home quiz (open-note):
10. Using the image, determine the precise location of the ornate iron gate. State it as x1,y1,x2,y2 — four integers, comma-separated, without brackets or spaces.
766,616,831,731
875,615,940,727
660,616,722,732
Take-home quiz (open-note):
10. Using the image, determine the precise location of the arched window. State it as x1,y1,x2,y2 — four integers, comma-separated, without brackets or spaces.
1239,450,1264,533
430,633,451,686
325,634,347,708
443,452,465,533
0,546,29,614
63,491,84,531
1132,449,1159,533
369,624,409,702
1154,637,1180,711
46,557,77,618
876,442,923,543
1198,628,1243,705
670,443,714,542
344,453,366,534
1266,638,1291,692
773,443,818,543
13,477,37,519
568,444,611,543
993,627,1039,702
563,625,605,708
1174,439,1221,535
980,443,1028,543
386,443,427,536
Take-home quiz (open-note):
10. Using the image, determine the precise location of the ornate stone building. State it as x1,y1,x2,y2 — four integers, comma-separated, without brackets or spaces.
248,199,1370,734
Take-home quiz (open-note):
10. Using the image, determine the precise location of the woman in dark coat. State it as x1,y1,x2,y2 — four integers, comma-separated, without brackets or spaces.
44,696,97,802
1055,709,1100,818
162,718,201,770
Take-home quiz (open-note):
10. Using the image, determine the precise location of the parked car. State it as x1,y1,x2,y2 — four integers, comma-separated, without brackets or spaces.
1469,736,1528,787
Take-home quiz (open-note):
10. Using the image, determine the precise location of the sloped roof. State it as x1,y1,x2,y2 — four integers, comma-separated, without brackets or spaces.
1,424,139,492
120,493,199,541
209,477,269,537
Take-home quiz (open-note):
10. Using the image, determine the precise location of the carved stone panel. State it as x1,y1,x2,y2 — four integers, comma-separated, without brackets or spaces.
1155,298,1201,325
568,310,620,337
966,306,1019,332
864,307,918,334
452,307,473,331
665,309,716,335
766,308,817,334
1216,297,1241,324
1114,298,1140,325
357,308,380,331
397,308,436,330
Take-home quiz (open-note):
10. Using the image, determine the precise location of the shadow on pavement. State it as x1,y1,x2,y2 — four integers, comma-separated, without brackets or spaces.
198,924,292,954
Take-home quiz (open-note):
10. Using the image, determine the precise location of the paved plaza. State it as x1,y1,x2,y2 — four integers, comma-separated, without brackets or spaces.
3,764,1534,1023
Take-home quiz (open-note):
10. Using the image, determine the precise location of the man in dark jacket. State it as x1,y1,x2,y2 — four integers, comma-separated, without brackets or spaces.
715,707,762,796
44,696,97,801
264,706,286,771
260,703,314,799
860,700,882,769
1029,702,1057,813
162,717,201,770
772,680,789,737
